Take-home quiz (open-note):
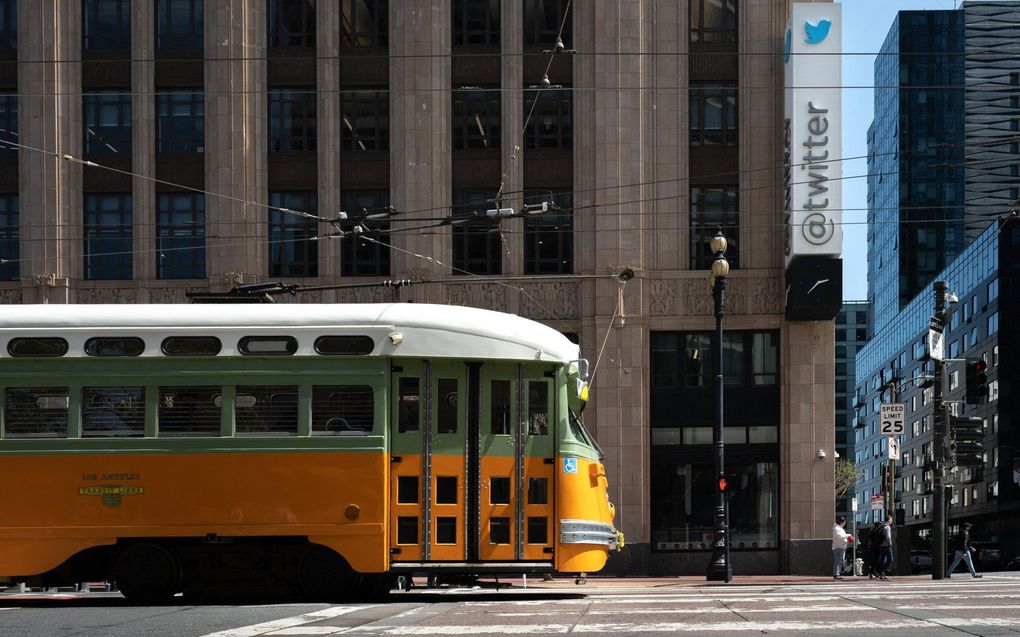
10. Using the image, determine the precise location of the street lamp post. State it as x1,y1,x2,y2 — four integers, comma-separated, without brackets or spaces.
707,229,732,582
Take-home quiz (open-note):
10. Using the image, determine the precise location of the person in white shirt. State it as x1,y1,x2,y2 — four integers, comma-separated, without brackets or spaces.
832,516,852,580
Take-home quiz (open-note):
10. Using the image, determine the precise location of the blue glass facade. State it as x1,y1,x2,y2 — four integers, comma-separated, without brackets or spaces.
867,11,966,334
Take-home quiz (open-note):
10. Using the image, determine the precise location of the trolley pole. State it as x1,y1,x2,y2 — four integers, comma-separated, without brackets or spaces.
932,281,947,580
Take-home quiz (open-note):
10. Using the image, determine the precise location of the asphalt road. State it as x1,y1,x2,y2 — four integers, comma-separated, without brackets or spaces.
4,573,1020,636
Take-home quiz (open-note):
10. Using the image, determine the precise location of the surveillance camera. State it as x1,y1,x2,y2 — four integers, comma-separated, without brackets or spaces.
817,449,826,460
946,292,959,304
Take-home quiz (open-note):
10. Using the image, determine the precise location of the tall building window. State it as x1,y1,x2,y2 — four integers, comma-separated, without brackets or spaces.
156,0,203,49
341,190,390,276
690,0,737,43
524,0,571,48
157,91,204,154
84,194,133,280
268,0,316,47
0,93,16,157
524,189,572,274
269,191,318,277
524,87,571,150
452,189,501,275
83,91,132,156
0,0,15,50
690,84,737,146
340,90,389,152
341,0,388,48
690,185,739,270
157,193,205,279
0,195,17,281
453,88,501,150
268,90,317,152
83,0,131,50
453,0,499,47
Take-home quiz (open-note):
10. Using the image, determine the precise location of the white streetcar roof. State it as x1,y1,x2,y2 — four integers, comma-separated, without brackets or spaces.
0,303,580,363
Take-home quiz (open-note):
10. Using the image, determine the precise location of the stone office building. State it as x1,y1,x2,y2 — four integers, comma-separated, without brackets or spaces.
0,0,838,574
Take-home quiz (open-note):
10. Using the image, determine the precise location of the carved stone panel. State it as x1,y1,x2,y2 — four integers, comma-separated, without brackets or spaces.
681,278,714,316
518,281,579,320
0,288,22,304
77,288,138,304
649,279,679,316
446,283,508,312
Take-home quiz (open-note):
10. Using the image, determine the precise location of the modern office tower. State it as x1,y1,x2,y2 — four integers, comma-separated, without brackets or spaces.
835,301,869,515
0,1,837,575
857,1,1020,566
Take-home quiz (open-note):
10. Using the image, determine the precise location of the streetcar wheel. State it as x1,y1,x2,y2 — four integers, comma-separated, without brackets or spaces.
298,545,361,602
115,543,181,604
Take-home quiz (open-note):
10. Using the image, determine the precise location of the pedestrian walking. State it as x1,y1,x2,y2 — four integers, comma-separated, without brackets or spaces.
866,521,883,579
946,522,983,579
875,514,894,580
831,516,852,580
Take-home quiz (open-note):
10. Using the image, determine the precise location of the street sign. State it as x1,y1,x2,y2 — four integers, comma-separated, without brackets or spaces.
870,494,885,511
888,436,900,461
851,496,858,512
930,329,944,362
880,403,905,435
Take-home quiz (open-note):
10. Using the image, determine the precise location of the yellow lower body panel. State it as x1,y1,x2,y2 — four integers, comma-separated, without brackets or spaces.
0,451,389,577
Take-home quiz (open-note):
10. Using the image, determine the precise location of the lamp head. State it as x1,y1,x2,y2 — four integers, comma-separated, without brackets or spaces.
711,256,730,278
710,230,728,254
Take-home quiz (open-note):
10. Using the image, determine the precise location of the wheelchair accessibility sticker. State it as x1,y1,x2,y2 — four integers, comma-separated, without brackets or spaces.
563,457,578,474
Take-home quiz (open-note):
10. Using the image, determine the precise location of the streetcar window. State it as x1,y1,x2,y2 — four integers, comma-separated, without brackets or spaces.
528,477,548,505
82,387,145,437
490,477,510,504
397,476,419,504
161,336,222,356
490,518,510,544
398,378,420,433
436,476,458,504
527,516,548,544
436,517,457,544
235,386,299,435
490,379,511,435
397,517,418,544
7,338,68,357
238,336,297,355
527,381,548,435
312,385,374,434
3,388,69,438
84,337,145,357
436,378,458,434
158,386,222,437
313,335,375,355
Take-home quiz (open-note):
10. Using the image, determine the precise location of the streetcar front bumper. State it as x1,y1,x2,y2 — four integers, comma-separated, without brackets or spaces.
560,519,624,552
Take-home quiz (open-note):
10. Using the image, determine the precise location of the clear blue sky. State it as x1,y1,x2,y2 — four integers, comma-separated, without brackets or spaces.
839,0,958,301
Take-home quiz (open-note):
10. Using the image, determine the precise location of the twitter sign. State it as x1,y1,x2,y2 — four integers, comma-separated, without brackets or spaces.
783,4,842,266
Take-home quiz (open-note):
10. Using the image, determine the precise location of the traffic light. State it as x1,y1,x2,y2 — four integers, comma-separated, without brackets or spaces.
965,359,988,404
949,415,984,467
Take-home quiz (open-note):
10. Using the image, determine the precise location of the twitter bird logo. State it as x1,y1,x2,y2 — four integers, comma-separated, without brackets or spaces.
784,28,792,63
804,19,832,45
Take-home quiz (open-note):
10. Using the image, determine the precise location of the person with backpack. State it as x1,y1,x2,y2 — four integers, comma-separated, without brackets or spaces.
866,521,884,579
946,522,983,578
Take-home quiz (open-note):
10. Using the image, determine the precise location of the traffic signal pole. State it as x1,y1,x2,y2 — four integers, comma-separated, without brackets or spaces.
932,281,947,580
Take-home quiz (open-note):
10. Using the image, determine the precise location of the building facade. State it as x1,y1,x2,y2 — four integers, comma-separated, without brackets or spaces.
835,300,868,516
856,1,1020,562
0,0,837,574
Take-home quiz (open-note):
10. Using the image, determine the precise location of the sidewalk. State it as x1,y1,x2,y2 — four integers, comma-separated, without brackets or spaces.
503,573,939,589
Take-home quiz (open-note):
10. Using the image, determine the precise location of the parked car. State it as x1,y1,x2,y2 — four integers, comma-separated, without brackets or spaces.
910,550,933,574
970,541,1005,572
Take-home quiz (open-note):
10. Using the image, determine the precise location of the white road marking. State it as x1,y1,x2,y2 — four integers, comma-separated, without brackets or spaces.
201,606,371,637
491,606,862,616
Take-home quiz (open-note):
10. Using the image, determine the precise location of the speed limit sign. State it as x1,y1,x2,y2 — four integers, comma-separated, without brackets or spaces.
880,403,905,435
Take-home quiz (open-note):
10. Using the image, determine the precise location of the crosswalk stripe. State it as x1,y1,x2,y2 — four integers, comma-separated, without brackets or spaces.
200,606,371,637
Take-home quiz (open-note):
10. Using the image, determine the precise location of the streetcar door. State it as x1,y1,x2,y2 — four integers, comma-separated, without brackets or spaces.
388,360,468,563
478,363,519,561
389,360,426,562
520,367,556,561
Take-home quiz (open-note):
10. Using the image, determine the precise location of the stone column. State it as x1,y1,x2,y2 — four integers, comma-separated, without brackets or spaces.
390,1,451,302
205,0,266,289
780,320,837,574
500,0,524,278
17,0,80,303
317,0,341,288
132,0,156,288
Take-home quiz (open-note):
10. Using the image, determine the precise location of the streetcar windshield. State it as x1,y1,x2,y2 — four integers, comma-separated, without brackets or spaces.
569,408,604,461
